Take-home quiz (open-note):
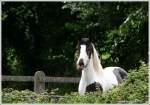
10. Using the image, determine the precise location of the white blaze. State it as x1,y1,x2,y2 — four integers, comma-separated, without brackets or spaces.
77,45,89,66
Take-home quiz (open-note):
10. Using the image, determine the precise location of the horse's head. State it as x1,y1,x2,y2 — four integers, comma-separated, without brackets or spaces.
76,38,93,71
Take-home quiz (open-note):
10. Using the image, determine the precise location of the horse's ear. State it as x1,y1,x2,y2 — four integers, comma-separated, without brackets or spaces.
76,40,80,50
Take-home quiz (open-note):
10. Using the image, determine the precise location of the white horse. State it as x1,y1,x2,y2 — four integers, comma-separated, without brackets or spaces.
76,38,127,95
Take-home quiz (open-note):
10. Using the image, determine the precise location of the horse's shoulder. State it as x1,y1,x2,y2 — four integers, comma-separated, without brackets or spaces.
102,67,119,86
103,67,119,77
103,67,119,71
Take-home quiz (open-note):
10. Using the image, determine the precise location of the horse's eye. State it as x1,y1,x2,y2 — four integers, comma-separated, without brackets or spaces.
88,47,91,50
87,46,91,51
86,47,90,53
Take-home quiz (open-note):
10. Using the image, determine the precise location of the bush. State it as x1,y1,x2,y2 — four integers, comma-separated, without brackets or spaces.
2,62,148,104
58,61,148,104
2,88,52,103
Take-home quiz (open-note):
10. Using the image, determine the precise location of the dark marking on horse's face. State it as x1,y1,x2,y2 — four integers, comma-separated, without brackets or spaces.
76,38,94,71
78,38,93,59
86,43,93,59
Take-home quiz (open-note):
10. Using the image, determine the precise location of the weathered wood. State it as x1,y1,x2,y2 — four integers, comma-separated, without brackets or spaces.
45,77,80,83
2,76,80,83
34,71,45,94
2,71,80,94
2,76,34,82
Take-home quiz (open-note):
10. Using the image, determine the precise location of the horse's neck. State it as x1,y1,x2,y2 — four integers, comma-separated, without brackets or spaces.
92,44,104,74
81,59,104,85
91,55,104,75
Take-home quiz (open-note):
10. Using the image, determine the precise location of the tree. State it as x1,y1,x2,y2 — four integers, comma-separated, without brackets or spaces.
2,2,78,76
63,2,148,70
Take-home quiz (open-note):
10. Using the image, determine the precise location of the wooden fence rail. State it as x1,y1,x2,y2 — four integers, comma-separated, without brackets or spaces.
2,71,80,94
2,76,34,82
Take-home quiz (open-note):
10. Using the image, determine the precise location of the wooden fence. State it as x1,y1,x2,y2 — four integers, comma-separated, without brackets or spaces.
2,71,80,94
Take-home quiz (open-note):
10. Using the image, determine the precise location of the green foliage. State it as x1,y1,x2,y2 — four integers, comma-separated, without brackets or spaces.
4,48,24,75
2,2,78,76
2,2,148,98
2,2,148,75
2,62,148,104
58,62,148,103
63,2,148,69
2,88,52,103
46,83,78,95
107,5,148,69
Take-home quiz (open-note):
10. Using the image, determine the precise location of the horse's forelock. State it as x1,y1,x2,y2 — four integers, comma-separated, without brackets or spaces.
86,42,93,59
80,38,90,45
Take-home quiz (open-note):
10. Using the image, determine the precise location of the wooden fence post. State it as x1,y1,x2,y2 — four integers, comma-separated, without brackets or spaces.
34,71,45,94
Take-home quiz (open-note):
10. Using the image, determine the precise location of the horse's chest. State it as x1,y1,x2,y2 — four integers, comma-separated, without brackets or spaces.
85,73,95,85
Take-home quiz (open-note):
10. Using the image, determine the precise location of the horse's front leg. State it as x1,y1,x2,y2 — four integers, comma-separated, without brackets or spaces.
78,78,87,95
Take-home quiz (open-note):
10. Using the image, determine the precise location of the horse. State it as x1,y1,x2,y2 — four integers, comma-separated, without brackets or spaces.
76,38,127,95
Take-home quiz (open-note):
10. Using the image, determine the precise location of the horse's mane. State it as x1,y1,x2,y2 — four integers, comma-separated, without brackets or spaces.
92,43,103,73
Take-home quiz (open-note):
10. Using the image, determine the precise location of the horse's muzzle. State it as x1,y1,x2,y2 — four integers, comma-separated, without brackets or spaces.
76,59,85,71
76,64,84,71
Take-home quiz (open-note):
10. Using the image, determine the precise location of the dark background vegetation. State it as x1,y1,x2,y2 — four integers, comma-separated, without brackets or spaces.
2,2,148,94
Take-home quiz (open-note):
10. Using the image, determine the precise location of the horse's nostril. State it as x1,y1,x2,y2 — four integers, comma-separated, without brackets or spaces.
79,59,84,66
